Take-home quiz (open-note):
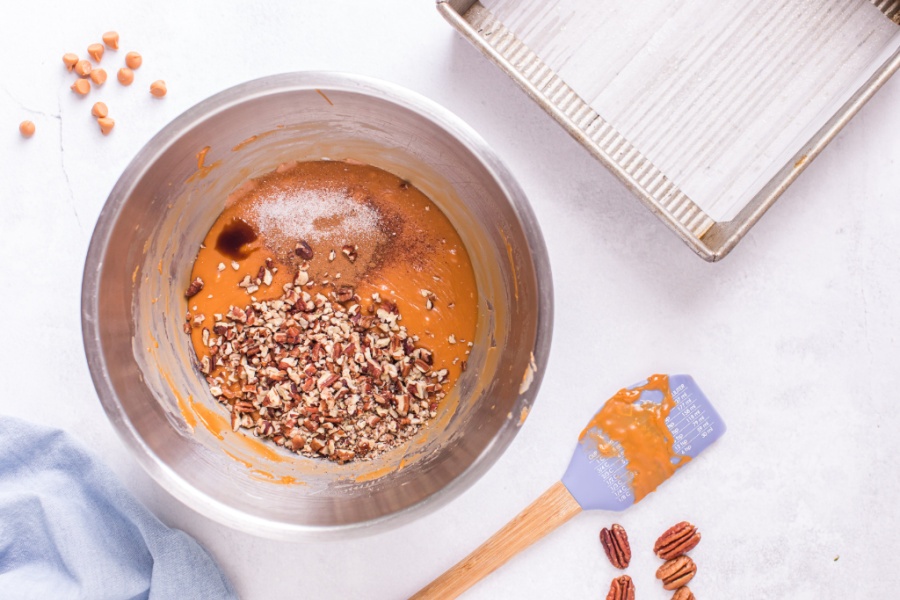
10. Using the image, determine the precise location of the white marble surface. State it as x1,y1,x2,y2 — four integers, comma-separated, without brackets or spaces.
2,1,899,598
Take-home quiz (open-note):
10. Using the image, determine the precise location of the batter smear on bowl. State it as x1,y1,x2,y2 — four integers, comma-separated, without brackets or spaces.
183,161,478,463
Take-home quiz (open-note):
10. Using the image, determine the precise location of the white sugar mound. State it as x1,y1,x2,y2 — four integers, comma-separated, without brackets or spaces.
249,188,381,246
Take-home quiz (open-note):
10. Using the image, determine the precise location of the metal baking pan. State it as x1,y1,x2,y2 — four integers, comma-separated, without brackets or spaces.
438,0,900,261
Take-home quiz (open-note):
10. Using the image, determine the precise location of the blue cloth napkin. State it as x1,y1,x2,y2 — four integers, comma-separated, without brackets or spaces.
0,416,237,600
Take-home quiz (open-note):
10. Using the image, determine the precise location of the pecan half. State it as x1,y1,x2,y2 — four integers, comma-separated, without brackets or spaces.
654,521,701,560
184,277,204,298
600,523,631,569
672,586,695,600
605,575,635,600
294,240,314,260
656,555,697,590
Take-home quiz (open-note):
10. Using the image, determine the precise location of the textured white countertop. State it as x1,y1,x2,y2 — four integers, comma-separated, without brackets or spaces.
2,1,899,598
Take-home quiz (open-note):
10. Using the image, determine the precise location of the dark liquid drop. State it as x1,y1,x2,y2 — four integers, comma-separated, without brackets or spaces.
215,218,258,260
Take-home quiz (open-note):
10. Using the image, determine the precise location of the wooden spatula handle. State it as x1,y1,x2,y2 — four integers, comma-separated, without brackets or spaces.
410,481,582,599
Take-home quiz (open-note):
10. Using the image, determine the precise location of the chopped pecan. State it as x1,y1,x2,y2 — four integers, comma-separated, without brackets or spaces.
334,448,355,463
656,555,697,591
605,575,635,600
294,240,314,260
341,244,357,263
184,277,204,298
194,260,447,464
600,523,631,569
672,586,695,600
335,285,355,303
654,521,701,560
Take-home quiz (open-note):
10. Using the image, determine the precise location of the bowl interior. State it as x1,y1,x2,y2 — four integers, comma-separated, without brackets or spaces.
83,74,551,536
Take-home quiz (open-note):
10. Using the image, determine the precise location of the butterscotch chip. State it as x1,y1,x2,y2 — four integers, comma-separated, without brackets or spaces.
89,68,107,86
117,67,134,86
97,116,115,136
19,120,35,138
62,53,79,71
102,31,119,50
149,80,167,98
91,102,108,118
87,43,104,62
71,78,91,95
125,51,142,69
74,59,92,77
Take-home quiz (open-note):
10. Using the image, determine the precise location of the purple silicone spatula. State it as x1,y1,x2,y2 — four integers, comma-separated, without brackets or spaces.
411,374,726,599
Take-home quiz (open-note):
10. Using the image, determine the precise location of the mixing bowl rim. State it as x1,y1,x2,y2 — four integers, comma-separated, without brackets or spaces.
81,71,554,538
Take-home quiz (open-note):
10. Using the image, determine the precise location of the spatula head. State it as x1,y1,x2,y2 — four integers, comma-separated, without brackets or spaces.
561,374,726,511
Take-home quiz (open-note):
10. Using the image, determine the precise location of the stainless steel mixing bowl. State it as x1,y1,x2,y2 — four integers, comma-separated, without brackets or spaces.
82,73,552,537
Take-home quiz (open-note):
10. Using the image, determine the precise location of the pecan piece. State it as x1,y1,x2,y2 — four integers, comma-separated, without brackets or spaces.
184,277,204,298
294,240,314,260
656,555,697,590
335,285,355,303
599,523,631,569
605,575,635,600
341,244,357,263
672,586,695,600
334,448,355,463
654,521,701,560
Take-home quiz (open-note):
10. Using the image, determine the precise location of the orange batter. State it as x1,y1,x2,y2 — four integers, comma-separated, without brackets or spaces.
579,374,690,502
186,160,478,405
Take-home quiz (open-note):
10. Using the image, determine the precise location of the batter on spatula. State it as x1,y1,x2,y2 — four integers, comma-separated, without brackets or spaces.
413,374,726,599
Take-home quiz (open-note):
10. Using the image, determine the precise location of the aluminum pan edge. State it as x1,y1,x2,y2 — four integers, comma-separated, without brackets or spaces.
437,0,900,261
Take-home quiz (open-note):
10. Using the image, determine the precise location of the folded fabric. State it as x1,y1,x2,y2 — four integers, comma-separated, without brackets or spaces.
0,416,237,600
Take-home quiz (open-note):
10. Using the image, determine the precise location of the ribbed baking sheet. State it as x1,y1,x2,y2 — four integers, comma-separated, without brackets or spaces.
438,0,900,260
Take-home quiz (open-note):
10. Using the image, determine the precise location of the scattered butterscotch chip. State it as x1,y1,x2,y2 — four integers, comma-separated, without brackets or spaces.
97,116,115,136
125,51,142,69
87,43,104,62
89,68,107,86
19,120,35,138
74,59,92,77
91,102,108,118
63,53,79,71
71,78,91,95
102,31,119,50
149,80,167,98
117,67,134,86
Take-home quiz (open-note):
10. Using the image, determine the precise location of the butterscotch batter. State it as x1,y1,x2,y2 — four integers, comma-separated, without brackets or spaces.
184,160,478,460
